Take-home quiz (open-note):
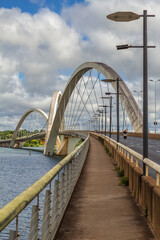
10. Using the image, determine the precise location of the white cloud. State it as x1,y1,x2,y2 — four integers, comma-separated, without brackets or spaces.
0,0,160,131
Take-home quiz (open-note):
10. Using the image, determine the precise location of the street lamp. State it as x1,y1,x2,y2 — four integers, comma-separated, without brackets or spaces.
94,113,101,132
149,79,160,134
97,109,104,132
98,108,104,133
103,95,113,138
103,78,121,142
107,10,155,175
93,114,98,131
99,105,109,136
134,90,143,128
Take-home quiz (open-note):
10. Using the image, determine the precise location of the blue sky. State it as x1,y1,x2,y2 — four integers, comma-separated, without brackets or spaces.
0,0,85,14
0,0,160,131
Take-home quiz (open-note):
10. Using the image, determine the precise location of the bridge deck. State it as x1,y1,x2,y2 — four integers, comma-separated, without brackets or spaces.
55,136,155,240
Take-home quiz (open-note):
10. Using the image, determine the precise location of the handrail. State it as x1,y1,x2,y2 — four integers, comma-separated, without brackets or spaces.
91,132,159,185
117,141,143,161
0,133,89,232
99,133,143,161
143,158,160,174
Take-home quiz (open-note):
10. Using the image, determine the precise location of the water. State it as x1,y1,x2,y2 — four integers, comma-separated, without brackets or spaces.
0,147,61,208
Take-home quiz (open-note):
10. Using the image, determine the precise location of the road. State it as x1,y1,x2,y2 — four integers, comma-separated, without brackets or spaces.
111,134,160,164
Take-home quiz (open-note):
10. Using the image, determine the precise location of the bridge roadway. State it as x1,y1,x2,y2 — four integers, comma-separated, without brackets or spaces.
55,136,155,240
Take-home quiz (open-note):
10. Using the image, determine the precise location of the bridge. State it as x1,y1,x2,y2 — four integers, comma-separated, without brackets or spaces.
0,62,160,239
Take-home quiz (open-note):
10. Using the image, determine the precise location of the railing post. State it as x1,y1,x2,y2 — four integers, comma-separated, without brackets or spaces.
71,160,74,189
41,190,51,240
64,166,68,205
50,180,59,239
156,172,160,186
29,205,39,240
145,165,149,177
75,156,79,179
59,173,65,218
9,230,16,240
69,163,72,194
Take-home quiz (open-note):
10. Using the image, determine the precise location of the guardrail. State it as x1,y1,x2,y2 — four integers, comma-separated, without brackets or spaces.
92,132,160,186
0,133,89,240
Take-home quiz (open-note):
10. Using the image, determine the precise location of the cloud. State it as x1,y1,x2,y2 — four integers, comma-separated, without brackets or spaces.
0,0,160,131
0,7,83,130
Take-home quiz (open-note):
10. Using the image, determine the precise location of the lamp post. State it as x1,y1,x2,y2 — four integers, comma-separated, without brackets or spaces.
149,79,160,134
100,109,104,133
134,90,143,128
107,10,155,175
97,110,102,132
99,105,109,136
103,95,113,138
102,78,121,142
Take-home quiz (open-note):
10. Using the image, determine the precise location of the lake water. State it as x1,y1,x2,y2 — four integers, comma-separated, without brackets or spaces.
0,147,61,208
0,147,63,238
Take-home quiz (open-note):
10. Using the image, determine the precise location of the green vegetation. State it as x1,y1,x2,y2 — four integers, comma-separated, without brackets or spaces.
23,139,44,147
144,207,148,217
120,176,129,186
109,152,113,157
115,167,129,186
118,168,124,177
0,130,14,140
0,129,45,140
105,147,109,153
75,138,84,147
104,146,113,157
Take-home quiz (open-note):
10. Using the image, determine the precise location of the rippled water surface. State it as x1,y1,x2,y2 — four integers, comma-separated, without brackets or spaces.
0,147,61,208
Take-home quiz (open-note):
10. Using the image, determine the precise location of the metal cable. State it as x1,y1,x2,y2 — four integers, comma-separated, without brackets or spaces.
73,71,100,128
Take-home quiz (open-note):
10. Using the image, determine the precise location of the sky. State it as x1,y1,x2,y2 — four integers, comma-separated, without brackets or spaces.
0,0,160,132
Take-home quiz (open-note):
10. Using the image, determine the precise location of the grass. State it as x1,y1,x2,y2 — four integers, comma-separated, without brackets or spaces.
105,147,109,153
144,207,148,217
120,176,129,186
115,167,124,177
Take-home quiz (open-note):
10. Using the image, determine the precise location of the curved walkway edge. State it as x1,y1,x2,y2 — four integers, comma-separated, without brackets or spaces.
55,136,155,240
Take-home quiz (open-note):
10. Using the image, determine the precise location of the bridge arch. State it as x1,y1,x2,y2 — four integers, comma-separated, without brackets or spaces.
10,108,48,148
44,62,142,155
45,90,62,147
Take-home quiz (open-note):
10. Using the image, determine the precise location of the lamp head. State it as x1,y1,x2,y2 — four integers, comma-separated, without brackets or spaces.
107,11,140,22
116,44,130,50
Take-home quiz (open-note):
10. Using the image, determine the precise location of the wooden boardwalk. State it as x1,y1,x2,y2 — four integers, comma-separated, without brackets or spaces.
55,136,155,240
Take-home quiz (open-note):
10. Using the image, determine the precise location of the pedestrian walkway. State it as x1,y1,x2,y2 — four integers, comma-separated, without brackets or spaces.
55,136,155,240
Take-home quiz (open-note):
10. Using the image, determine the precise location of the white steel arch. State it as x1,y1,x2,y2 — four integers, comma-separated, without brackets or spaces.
10,108,48,148
44,90,62,151
44,62,142,156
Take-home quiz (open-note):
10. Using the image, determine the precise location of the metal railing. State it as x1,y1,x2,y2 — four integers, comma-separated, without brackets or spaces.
0,133,89,239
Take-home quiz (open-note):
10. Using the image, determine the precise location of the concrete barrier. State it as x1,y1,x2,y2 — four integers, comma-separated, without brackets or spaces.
90,132,160,239
152,187,160,239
